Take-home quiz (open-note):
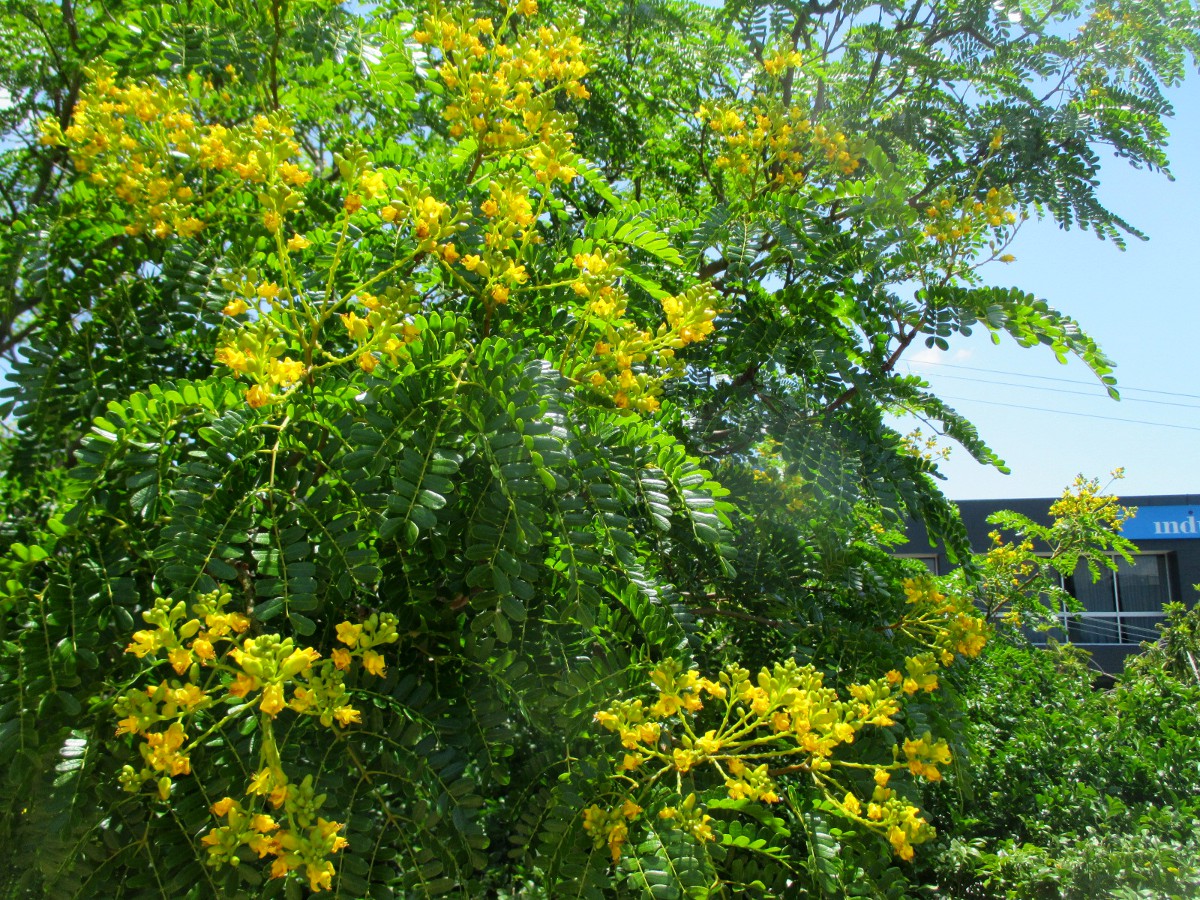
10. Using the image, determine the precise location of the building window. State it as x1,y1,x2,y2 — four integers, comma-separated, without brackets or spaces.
896,554,939,576
1060,554,1171,645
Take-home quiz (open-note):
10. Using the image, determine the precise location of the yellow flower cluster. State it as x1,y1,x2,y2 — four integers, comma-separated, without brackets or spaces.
590,657,944,861
922,186,1019,249
984,530,1038,585
215,269,425,405
42,65,307,240
1047,472,1133,531
697,101,860,196
203,776,348,892
657,792,715,842
115,588,400,891
903,732,953,781
464,176,538,309
381,187,464,250
762,48,804,78
414,8,589,152
581,283,719,412
582,798,643,862
900,428,951,463
340,154,389,215
892,576,990,666
56,13,710,420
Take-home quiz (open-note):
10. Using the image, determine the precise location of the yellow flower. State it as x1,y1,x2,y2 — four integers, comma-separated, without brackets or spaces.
215,345,251,373
358,352,379,374
605,820,627,861
126,629,162,658
190,637,215,661
248,834,280,858
281,647,320,677
516,0,537,15
211,796,237,817
358,170,387,199
177,217,205,238
229,672,257,698
268,357,305,387
340,312,370,342
333,705,361,727
256,282,281,301
168,646,192,674
263,210,282,233
290,686,314,713
306,861,335,892
362,649,386,677
461,255,482,272
279,162,311,187
269,783,289,808
331,647,352,670
173,683,207,709
287,233,311,251
260,683,286,717
247,768,273,795
335,621,363,647
889,825,914,860
246,384,273,408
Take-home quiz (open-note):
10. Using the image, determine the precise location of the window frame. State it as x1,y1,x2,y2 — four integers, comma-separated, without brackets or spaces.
1056,552,1173,646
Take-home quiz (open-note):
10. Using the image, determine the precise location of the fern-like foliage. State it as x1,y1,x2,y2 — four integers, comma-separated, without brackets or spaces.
1,0,1197,896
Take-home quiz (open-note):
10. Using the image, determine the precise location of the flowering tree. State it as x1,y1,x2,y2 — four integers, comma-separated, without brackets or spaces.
0,0,1197,896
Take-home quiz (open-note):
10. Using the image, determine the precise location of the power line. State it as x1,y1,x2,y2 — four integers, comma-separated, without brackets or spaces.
912,359,1200,401
1043,615,1164,643
935,393,1200,433
907,368,1200,411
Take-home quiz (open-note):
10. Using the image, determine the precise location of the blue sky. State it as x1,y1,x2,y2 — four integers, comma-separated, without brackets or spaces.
902,82,1200,501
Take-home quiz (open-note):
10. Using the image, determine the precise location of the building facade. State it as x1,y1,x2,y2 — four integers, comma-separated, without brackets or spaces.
902,494,1200,673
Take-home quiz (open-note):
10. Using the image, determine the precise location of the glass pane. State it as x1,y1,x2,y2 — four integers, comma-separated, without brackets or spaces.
1116,556,1169,613
1071,567,1115,613
1027,621,1066,645
1119,615,1165,645
1067,615,1120,644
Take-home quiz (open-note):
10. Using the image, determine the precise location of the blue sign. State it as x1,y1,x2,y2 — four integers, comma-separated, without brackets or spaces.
1121,505,1200,540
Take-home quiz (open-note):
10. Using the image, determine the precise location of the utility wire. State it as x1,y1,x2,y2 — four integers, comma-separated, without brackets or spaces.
906,368,1200,410
1041,615,1164,642
934,393,1200,433
912,359,1200,401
